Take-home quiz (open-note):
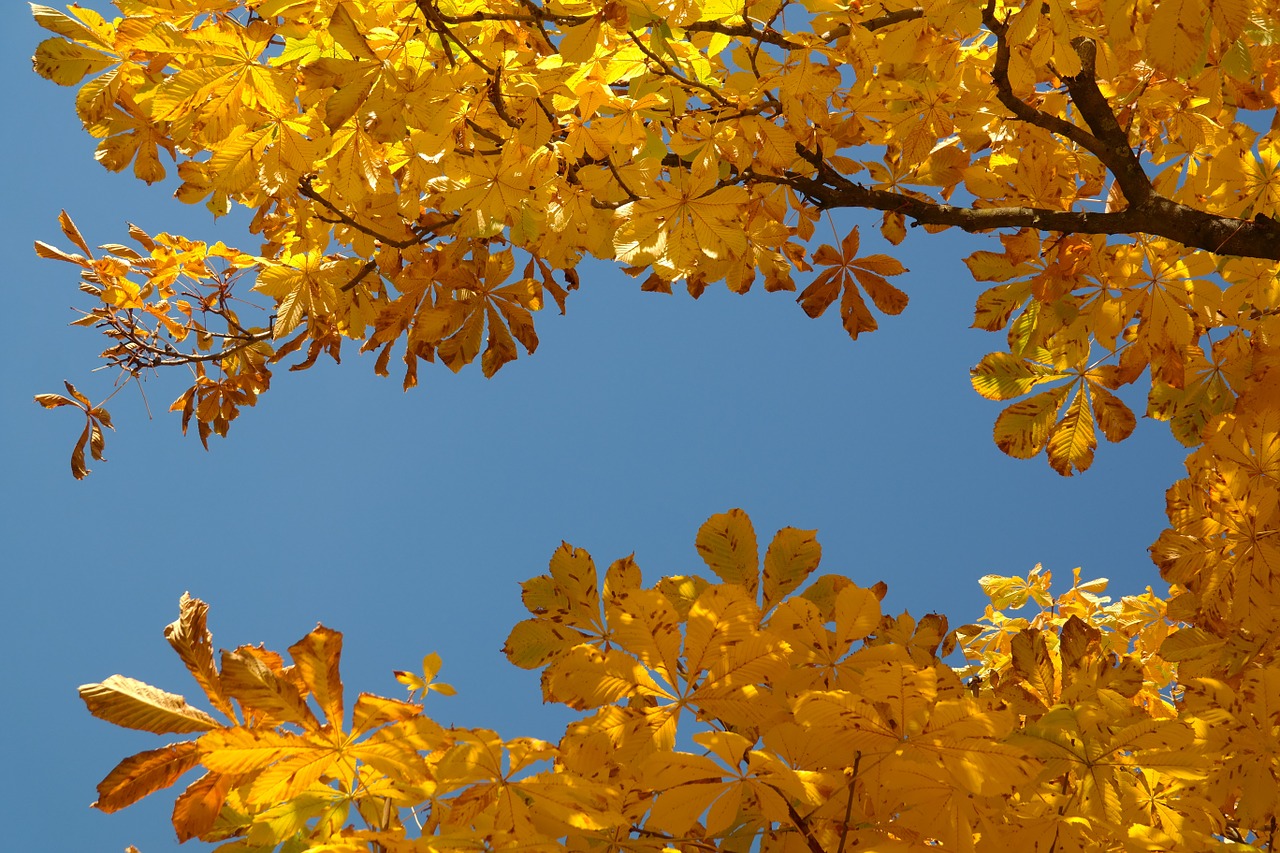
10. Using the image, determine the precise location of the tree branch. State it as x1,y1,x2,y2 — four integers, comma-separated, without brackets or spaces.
979,0,1109,163
341,259,380,292
746,169,1280,260
627,31,732,107
1060,37,1153,207
108,328,273,370
299,176,421,249
784,799,830,853
836,752,861,853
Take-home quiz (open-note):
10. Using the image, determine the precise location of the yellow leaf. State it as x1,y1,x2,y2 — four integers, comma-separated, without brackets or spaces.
32,37,112,86
993,385,1071,460
833,584,881,647
970,352,1064,401
288,625,345,729
1047,388,1096,476
1146,0,1204,78
1009,629,1059,705
1089,383,1136,443
219,646,319,729
31,4,113,49
761,526,821,612
172,772,232,843
164,593,234,719
196,726,311,776
559,16,602,63
79,675,219,734
503,619,582,669
696,509,760,597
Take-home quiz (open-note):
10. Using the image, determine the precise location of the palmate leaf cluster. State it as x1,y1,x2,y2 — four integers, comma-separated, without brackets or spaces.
29,0,1280,476
80,512,1233,853
29,0,1280,849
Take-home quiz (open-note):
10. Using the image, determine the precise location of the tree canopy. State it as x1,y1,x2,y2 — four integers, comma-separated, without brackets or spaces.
29,0,1280,849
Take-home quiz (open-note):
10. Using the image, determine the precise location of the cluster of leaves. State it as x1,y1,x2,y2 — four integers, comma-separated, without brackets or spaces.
33,0,1280,848
84,510,1253,853
33,0,1280,476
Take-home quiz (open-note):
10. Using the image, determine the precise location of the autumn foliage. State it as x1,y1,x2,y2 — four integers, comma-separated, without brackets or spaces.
81,521,1202,853
30,0,1280,848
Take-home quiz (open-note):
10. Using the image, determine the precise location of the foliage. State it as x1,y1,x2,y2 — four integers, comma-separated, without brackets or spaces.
30,0,1280,476
32,0,1280,849
78,517,1234,853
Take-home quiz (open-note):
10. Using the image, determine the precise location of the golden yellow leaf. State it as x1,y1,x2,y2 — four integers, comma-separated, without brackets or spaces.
970,351,1064,401
219,646,319,729
288,625,345,729
761,526,821,612
993,385,1071,460
1146,0,1204,78
1046,388,1096,475
79,676,219,734
696,509,760,597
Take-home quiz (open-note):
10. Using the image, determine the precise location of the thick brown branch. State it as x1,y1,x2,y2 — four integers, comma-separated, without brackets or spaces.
818,6,925,40
750,171,1280,260
684,19,805,48
1061,37,1152,206
980,1,1111,163
486,70,521,129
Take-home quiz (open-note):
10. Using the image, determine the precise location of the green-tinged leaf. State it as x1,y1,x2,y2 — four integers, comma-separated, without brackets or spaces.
970,352,1064,401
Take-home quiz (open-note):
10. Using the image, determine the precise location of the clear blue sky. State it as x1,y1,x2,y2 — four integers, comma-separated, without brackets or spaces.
2,5,1188,851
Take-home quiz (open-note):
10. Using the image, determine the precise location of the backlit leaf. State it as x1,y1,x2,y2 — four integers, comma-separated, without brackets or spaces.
79,676,219,734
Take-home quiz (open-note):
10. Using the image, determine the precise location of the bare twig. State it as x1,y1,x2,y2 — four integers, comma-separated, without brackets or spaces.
836,752,861,853
109,329,273,370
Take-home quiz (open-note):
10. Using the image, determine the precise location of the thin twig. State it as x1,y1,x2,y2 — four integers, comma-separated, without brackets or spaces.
299,176,421,248
112,330,273,369
626,30,732,107
836,752,861,853
605,157,642,201
341,259,380,292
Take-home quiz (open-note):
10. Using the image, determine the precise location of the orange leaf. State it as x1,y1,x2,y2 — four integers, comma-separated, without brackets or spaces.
288,625,345,729
94,741,201,813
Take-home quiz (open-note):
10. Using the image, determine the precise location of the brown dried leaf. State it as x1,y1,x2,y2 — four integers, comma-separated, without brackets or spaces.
165,594,234,718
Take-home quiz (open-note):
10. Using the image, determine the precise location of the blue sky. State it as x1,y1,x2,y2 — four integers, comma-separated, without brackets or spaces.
3,5,1189,851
